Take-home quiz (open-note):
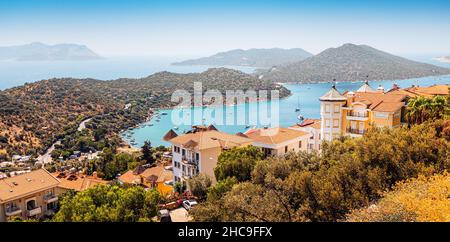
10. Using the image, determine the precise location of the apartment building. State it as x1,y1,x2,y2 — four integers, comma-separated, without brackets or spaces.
320,82,408,141
0,169,60,222
243,127,311,157
164,125,253,185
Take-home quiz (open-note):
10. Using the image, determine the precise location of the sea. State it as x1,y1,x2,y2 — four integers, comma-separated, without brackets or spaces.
1,55,449,147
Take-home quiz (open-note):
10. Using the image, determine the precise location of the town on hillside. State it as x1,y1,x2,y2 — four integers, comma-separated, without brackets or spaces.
1,82,449,222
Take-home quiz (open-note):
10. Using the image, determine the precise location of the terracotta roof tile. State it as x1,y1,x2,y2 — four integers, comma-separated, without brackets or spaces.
245,127,309,145
53,172,108,192
168,130,252,150
0,169,60,202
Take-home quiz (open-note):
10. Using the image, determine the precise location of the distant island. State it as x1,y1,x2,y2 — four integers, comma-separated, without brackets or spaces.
0,42,101,61
260,43,450,83
434,56,450,63
172,48,313,67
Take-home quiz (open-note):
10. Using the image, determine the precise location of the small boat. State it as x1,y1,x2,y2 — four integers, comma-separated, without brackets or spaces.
295,97,301,112
297,115,304,121
161,112,168,115
245,125,251,129
174,126,179,130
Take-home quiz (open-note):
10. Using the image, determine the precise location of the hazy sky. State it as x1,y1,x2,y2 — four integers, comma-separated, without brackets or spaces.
1,0,449,57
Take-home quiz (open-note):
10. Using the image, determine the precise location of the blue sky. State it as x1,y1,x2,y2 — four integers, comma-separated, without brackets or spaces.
1,0,449,57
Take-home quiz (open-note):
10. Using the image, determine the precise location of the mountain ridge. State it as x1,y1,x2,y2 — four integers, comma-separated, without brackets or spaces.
173,48,313,67
260,43,450,83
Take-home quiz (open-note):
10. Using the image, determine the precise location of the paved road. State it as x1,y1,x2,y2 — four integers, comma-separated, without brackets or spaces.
77,118,92,132
36,141,60,164
37,118,91,164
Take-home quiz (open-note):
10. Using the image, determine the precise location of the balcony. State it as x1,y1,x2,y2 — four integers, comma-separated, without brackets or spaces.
43,194,58,203
5,207,22,217
181,156,198,166
346,111,368,121
27,207,42,217
346,128,367,135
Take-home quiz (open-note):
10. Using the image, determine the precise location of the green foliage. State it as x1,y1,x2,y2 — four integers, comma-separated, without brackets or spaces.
405,95,450,124
174,182,185,194
193,120,450,222
141,140,155,165
206,177,238,202
187,174,212,201
214,146,264,182
86,152,140,180
53,185,163,222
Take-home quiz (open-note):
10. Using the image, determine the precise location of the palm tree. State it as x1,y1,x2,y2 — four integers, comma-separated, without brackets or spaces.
406,95,450,124
431,96,446,119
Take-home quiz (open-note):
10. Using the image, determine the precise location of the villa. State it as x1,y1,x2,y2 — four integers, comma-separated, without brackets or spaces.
0,169,60,222
163,125,253,186
319,82,408,141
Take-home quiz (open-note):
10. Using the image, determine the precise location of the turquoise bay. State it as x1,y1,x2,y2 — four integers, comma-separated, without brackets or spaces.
123,75,450,147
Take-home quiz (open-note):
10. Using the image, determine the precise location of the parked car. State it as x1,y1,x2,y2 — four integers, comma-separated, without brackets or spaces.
182,200,198,210
158,209,172,222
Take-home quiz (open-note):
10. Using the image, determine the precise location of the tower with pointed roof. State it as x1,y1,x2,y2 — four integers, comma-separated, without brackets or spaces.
356,81,376,93
319,83,347,141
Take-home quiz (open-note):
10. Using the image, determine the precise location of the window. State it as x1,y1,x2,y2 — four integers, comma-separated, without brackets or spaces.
334,104,340,113
174,146,180,154
359,122,365,131
182,149,186,156
5,202,18,212
47,202,57,211
195,153,199,162
299,141,302,148
262,148,272,157
325,119,330,128
284,146,288,153
325,104,330,113
182,165,186,172
333,119,339,128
